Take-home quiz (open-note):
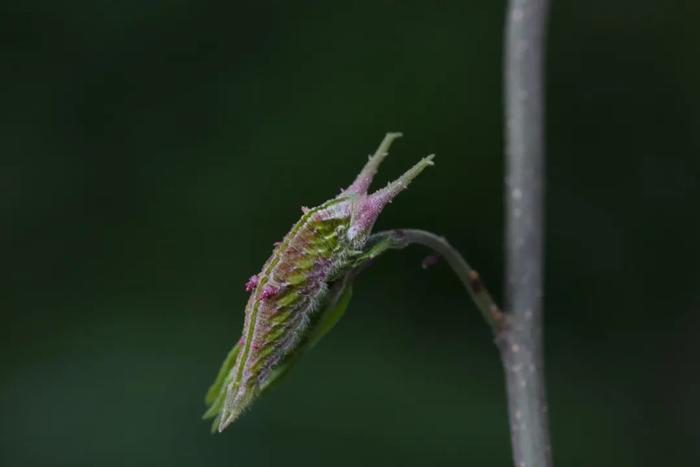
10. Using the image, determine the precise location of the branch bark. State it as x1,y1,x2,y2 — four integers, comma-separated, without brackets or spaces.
502,0,552,465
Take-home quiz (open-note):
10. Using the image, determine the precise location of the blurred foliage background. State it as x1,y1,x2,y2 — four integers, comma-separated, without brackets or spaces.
2,1,699,466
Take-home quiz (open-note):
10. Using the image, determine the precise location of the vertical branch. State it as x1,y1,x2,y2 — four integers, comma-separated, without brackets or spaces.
503,0,553,466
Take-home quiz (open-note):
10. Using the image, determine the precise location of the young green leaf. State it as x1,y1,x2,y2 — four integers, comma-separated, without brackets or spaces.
204,133,434,432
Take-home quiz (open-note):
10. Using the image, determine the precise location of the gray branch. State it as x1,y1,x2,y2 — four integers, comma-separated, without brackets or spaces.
503,0,553,465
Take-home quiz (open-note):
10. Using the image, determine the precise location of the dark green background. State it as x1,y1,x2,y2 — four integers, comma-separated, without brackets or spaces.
2,1,699,466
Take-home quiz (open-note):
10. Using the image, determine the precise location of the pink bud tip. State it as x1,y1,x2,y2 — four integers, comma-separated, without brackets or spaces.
245,275,259,292
260,284,279,300
301,206,310,214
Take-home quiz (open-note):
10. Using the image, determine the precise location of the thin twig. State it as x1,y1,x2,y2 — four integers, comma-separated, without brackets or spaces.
368,223,552,466
366,229,504,331
503,0,553,465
